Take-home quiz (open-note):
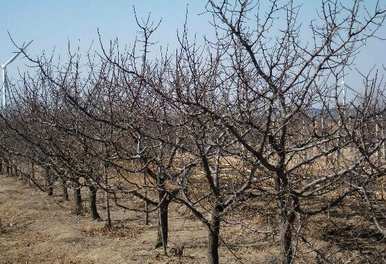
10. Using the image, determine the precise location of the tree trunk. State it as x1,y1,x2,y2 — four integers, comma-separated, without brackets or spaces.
276,170,297,264
277,198,298,264
6,161,10,176
279,214,295,264
144,172,149,225
14,166,19,178
104,163,112,228
105,188,112,228
61,178,69,201
208,205,222,264
155,191,170,255
11,163,16,177
74,183,83,215
29,161,35,186
89,185,101,220
14,165,18,178
46,167,53,196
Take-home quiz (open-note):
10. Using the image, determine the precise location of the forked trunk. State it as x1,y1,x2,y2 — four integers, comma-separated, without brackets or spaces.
279,214,295,264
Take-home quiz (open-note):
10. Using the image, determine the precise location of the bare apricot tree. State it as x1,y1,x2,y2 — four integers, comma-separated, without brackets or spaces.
1,1,386,264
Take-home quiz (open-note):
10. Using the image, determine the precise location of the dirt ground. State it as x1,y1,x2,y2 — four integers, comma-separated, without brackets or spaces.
0,176,276,264
2,175,386,264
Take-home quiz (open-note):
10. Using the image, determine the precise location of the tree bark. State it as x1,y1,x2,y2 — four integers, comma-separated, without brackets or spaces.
29,161,35,186
208,205,222,264
105,188,112,228
279,213,295,264
275,169,297,264
104,163,112,228
154,170,170,254
89,185,101,220
61,178,69,201
73,182,83,215
11,163,16,177
144,172,149,225
46,167,53,196
6,160,10,176
155,191,170,255
14,166,19,178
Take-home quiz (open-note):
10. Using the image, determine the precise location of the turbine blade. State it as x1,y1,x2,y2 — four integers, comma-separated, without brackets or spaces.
1,40,33,68
3,52,22,67
2,40,33,67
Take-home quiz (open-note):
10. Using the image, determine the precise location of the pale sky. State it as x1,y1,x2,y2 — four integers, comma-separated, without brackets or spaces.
1,0,385,92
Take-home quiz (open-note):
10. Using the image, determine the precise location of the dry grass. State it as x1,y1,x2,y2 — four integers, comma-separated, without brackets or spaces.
1,174,386,263
0,176,271,263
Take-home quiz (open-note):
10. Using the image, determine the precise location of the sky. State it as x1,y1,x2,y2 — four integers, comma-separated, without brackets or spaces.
0,0,210,68
0,0,385,92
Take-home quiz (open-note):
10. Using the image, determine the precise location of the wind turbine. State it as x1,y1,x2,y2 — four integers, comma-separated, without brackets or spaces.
341,78,346,106
1,40,33,109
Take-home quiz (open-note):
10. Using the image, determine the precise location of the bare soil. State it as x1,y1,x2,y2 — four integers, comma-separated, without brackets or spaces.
0,176,274,264
1,175,386,263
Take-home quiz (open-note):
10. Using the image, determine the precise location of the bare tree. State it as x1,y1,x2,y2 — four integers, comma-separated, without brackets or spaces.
1,1,386,264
